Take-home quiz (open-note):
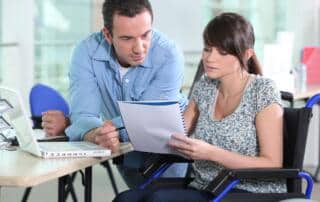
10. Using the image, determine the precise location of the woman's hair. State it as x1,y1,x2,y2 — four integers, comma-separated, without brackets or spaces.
203,12,262,75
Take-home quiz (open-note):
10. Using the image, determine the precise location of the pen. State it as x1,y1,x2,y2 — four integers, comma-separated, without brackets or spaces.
116,126,125,131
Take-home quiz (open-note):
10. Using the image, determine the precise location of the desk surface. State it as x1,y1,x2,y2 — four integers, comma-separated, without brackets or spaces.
294,84,320,100
0,143,133,187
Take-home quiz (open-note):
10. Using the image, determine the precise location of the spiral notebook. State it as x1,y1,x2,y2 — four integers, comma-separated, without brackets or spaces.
118,100,186,154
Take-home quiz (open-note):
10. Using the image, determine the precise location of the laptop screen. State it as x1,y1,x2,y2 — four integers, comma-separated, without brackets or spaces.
0,87,41,156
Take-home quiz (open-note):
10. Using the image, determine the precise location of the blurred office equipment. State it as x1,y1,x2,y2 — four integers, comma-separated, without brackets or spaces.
302,46,320,85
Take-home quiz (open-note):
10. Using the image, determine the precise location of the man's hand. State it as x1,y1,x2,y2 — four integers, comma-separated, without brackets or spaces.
169,133,214,161
42,110,69,136
85,121,120,153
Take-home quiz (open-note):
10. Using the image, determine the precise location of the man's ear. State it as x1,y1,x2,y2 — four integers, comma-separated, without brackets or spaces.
102,27,113,44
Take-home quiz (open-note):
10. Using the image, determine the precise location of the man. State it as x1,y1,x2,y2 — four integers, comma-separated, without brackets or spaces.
41,0,187,188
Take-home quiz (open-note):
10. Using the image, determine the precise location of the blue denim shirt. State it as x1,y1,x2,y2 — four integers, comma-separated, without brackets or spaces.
65,30,187,169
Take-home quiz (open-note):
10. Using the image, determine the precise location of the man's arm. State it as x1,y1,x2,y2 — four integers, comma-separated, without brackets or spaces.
83,121,120,153
65,41,104,141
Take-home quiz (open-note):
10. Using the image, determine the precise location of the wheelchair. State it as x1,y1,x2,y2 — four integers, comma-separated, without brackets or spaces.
136,61,319,201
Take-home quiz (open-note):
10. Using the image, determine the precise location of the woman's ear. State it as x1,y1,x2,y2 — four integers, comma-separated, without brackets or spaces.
245,48,254,61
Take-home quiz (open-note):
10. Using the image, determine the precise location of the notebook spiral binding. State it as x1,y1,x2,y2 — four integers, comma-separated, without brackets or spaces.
178,104,187,134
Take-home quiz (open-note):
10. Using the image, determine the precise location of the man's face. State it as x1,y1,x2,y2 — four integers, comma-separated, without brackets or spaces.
103,10,152,67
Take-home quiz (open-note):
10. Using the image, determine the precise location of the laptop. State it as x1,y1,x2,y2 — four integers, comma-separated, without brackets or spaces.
0,87,111,158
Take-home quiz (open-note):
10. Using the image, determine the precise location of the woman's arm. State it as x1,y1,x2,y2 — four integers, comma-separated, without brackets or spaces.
213,103,283,168
183,99,199,135
170,103,283,169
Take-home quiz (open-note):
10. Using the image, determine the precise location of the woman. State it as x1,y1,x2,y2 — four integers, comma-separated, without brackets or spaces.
114,12,286,202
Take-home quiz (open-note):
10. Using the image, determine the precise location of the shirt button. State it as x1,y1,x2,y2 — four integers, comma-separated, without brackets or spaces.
125,79,129,83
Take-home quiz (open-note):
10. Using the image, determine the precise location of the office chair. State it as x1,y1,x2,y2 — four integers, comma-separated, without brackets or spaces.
26,83,120,201
29,83,70,126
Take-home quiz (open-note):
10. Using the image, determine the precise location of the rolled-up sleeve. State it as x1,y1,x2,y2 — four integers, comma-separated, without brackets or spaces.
65,42,103,141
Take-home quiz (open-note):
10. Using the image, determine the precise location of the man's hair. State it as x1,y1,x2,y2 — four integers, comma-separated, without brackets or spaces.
102,0,153,34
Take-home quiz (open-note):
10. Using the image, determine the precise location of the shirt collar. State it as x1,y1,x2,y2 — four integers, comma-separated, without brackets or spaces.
139,51,152,68
92,33,113,62
92,32,153,68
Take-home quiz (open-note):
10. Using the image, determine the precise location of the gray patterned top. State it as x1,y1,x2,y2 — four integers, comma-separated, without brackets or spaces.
188,74,287,193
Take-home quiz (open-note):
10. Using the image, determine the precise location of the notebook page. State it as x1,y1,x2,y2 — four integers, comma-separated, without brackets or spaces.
118,101,185,154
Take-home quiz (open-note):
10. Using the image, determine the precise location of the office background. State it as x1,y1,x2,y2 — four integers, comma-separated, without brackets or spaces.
1,0,319,98
0,0,320,201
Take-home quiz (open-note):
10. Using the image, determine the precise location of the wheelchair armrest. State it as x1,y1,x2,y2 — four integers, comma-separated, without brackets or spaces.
205,168,300,195
228,168,300,179
280,91,294,102
141,154,193,178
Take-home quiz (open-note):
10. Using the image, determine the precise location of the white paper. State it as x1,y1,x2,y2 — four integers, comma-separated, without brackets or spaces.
118,101,185,154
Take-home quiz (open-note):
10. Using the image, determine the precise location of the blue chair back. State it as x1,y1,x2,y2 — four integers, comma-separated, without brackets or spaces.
29,83,69,128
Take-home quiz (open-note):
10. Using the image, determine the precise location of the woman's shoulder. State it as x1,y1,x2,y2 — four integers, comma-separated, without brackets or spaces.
250,75,279,94
249,75,282,111
252,75,276,88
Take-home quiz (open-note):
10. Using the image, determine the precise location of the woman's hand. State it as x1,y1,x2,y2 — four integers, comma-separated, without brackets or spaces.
169,133,215,160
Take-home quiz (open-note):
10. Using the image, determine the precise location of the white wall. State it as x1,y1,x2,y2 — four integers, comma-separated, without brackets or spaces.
149,0,204,90
150,0,204,52
286,0,320,65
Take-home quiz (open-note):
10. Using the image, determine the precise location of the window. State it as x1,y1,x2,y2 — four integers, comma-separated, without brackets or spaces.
0,0,3,83
181,0,320,92
148,0,320,94
0,0,20,87
1,0,319,97
34,0,94,98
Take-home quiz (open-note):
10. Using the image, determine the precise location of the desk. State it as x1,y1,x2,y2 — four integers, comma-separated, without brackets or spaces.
0,143,133,202
293,85,320,100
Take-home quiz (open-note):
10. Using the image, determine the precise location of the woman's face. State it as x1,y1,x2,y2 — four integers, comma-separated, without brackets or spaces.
202,46,241,79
